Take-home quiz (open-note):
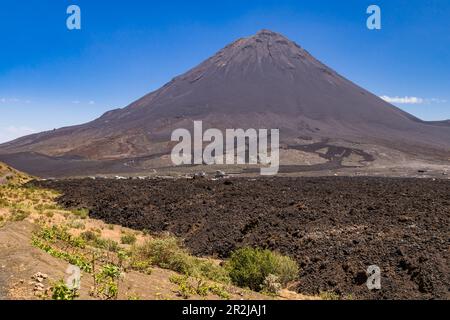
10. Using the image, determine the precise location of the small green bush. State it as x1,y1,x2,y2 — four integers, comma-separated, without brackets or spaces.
194,260,230,283
227,247,298,292
51,280,79,300
80,230,98,242
92,264,121,300
169,275,230,300
121,233,137,245
130,236,231,283
274,253,300,286
81,231,119,252
319,291,340,300
10,208,29,221
68,219,85,229
71,208,89,219
261,274,282,295
96,238,119,252
132,236,192,274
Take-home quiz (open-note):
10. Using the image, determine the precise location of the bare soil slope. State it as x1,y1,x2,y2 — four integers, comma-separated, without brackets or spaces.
0,221,272,300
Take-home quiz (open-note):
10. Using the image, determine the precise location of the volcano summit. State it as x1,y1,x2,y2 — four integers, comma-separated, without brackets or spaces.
1,30,449,177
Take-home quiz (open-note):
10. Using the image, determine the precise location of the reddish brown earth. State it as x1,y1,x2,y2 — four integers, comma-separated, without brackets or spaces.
34,177,450,299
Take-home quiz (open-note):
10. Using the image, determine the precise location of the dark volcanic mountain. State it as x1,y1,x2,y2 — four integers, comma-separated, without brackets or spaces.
1,30,449,176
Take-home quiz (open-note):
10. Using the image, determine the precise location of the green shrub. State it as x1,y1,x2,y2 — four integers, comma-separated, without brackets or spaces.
51,280,79,300
132,236,193,274
261,274,282,295
169,275,230,300
96,238,119,252
72,208,89,219
169,275,196,299
130,260,153,274
194,260,230,283
44,211,54,218
92,264,121,300
37,225,86,248
81,230,98,242
35,203,59,212
209,283,231,300
131,236,230,283
273,253,300,286
31,237,92,272
10,208,29,221
227,247,298,291
81,231,119,252
319,291,340,300
68,219,85,229
121,233,137,245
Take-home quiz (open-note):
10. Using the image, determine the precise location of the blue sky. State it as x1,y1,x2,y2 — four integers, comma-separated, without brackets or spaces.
0,0,449,143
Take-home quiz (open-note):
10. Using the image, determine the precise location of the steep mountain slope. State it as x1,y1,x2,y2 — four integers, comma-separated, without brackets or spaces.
0,30,449,175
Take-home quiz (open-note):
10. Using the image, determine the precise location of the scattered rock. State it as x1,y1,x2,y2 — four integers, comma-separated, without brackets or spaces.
32,272,48,283
398,215,413,222
193,172,207,179
34,283,45,291
214,170,228,179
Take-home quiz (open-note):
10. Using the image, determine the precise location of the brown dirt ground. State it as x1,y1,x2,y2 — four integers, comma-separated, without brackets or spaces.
1,220,303,300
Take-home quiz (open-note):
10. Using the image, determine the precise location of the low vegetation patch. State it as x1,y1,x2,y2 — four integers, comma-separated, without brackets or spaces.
226,247,299,292
169,275,230,299
32,223,299,299
71,208,89,219
31,236,92,272
80,230,119,252
120,232,137,245
10,208,30,221
130,235,230,283
91,264,122,300
1,173,302,300
50,280,79,300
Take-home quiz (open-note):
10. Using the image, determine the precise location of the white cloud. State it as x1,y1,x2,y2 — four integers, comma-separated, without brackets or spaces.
428,98,447,103
0,98,20,103
381,95,448,105
0,98,33,104
72,100,96,105
0,126,36,144
380,96,424,104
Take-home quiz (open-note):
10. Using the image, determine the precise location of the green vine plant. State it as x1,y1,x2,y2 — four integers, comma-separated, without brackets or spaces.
90,263,122,300
50,280,79,300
